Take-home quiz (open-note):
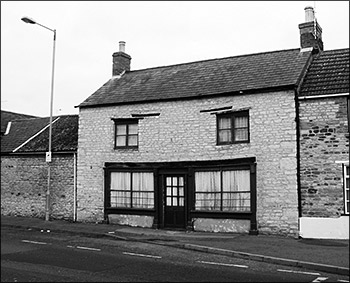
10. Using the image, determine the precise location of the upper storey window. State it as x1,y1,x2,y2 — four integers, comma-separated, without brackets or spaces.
217,110,250,145
113,119,138,149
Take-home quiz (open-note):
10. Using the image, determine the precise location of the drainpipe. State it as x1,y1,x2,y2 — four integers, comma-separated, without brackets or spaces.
73,152,77,222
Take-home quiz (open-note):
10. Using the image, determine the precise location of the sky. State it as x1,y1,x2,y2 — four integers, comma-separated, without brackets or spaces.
1,1,349,117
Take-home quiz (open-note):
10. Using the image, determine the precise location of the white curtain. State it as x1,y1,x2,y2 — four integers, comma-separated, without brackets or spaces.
132,172,154,208
195,171,221,210
110,172,131,208
222,170,250,211
234,116,248,141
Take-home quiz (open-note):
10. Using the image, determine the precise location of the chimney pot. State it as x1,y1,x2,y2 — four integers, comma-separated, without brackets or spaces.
119,41,126,53
304,6,314,22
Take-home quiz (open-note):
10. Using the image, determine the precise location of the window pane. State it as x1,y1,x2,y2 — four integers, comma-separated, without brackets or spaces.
167,187,172,196
179,177,184,186
117,125,127,135
234,128,248,141
222,170,250,192
179,197,184,206
234,116,248,128
223,192,250,211
167,197,172,205
111,172,131,190
179,187,184,196
219,117,231,129
128,124,138,135
173,197,177,206
116,136,126,146
195,193,221,210
172,187,178,196
166,177,172,186
195,171,221,192
219,130,232,142
128,135,138,146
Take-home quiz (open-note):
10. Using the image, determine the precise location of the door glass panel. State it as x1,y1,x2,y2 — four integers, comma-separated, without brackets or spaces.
172,177,177,186
179,197,184,206
167,187,172,196
179,177,184,186
167,197,172,205
172,187,178,196
173,198,177,206
179,187,184,196
166,177,171,186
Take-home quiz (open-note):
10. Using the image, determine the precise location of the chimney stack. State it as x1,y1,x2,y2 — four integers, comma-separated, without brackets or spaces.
298,6,323,52
112,41,131,76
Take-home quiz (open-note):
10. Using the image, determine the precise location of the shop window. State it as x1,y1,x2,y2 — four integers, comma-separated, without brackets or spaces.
195,169,251,212
109,172,154,209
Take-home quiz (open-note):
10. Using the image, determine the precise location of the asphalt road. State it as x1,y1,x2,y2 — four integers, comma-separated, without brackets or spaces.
1,226,348,282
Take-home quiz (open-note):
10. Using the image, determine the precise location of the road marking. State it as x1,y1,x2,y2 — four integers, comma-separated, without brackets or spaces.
22,240,47,245
76,246,101,251
198,260,248,268
123,252,162,259
312,277,329,282
337,280,350,282
277,269,321,276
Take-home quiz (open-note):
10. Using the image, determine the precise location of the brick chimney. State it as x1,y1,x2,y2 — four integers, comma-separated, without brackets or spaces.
112,41,131,76
298,6,323,52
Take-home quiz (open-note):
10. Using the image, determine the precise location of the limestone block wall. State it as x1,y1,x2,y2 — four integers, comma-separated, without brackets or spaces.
77,90,299,236
1,154,75,220
299,96,349,217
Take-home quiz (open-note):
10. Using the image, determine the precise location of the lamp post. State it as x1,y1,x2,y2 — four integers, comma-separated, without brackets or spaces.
21,16,56,221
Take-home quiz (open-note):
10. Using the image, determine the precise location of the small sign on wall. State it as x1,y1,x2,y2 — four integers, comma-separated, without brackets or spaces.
46,151,52,163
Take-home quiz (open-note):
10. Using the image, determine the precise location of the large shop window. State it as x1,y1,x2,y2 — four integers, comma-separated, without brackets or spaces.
344,164,349,215
110,172,154,209
195,170,251,212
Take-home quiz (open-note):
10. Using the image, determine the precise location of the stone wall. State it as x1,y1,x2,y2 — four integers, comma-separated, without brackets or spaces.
299,96,349,217
1,154,76,220
77,91,299,236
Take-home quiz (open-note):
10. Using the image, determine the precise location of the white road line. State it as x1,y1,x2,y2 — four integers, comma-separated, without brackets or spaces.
123,252,162,259
198,260,248,268
312,277,329,282
337,280,350,282
76,246,101,251
277,269,321,276
67,245,74,248
22,240,47,245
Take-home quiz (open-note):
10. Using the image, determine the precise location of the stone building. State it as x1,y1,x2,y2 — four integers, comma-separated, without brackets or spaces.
298,48,349,239
1,114,78,220
75,8,332,237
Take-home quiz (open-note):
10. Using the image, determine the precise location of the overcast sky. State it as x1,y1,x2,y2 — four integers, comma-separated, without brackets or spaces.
1,1,349,117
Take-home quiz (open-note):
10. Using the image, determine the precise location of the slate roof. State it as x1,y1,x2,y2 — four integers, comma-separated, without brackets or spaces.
1,115,78,154
1,110,38,134
299,48,349,97
78,48,313,108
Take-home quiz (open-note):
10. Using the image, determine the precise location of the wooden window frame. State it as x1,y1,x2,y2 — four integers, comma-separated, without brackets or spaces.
107,170,155,210
112,118,139,149
216,110,250,145
344,164,349,215
194,169,251,212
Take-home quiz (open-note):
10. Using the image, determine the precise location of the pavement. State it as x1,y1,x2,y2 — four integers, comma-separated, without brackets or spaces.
1,215,349,276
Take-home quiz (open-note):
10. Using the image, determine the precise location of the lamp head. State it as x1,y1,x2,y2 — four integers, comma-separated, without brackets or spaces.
21,17,36,24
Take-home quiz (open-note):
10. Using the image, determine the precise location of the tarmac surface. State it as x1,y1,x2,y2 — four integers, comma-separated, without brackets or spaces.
1,215,349,276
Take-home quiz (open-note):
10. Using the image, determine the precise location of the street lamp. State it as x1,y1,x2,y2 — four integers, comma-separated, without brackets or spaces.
21,16,56,221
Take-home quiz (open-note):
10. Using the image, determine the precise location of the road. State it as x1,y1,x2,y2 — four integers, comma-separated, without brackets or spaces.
1,226,348,282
